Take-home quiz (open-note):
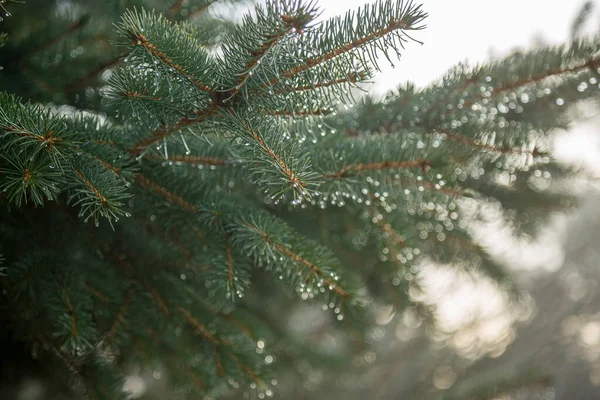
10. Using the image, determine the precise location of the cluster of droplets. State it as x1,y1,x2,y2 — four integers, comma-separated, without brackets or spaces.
321,301,345,321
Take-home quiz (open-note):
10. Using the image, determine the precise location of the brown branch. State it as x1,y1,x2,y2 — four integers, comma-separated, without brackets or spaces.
62,288,78,338
368,209,408,248
142,279,171,315
74,168,109,205
184,365,207,391
37,333,81,374
253,71,367,97
196,297,257,343
225,234,234,288
118,91,164,102
127,105,219,153
241,120,307,188
246,223,350,299
490,58,600,100
230,353,265,386
93,139,117,147
4,126,62,150
439,129,543,156
264,16,417,88
322,159,430,179
85,284,111,303
449,57,600,117
131,33,212,92
226,17,295,101
145,154,230,166
80,150,122,175
214,346,225,377
136,175,197,213
265,108,334,117
423,76,478,121
290,71,367,92
106,287,135,339
178,307,220,344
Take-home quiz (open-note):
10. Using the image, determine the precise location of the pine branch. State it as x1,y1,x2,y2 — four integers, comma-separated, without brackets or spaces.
265,108,333,117
439,129,543,156
178,307,220,344
284,71,368,93
73,168,109,206
263,0,426,88
143,278,171,315
61,288,78,339
225,234,234,290
85,284,111,304
478,57,600,104
225,13,302,101
322,159,430,179
132,33,213,92
243,221,350,299
226,111,320,199
128,105,219,153
136,175,197,213
369,209,409,248
106,287,135,339
116,8,217,95
214,346,225,377
145,153,231,166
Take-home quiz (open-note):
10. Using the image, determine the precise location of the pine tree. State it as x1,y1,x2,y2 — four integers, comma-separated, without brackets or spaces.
0,0,597,398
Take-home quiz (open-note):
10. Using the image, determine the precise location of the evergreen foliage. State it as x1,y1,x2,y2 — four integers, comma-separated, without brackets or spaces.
0,0,598,398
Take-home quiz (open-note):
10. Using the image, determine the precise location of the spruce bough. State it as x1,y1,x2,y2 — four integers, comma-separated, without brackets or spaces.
0,0,597,398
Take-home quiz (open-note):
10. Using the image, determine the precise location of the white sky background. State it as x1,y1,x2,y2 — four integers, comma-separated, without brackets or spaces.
318,0,595,94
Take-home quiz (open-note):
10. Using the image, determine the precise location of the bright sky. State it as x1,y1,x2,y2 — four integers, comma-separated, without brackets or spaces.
318,0,595,94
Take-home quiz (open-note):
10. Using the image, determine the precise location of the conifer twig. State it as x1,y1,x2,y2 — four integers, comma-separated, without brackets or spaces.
322,159,430,179
178,307,220,344
131,33,213,92
245,222,350,299
263,12,421,88
145,154,231,166
128,105,219,153
241,120,308,189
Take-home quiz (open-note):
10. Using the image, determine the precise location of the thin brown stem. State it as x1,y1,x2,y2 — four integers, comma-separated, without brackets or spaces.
241,120,307,188
178,307,220,344
62,288,78,338
264,17,418,88
227,17,294,100
439,129,542,156
322,159,430,179
136,175,197,213
225,234,234,288
145,154,230,166
128,105,219,153
74,168,109,206
245,223,350,299
106,287,135,339
132,33,213,92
